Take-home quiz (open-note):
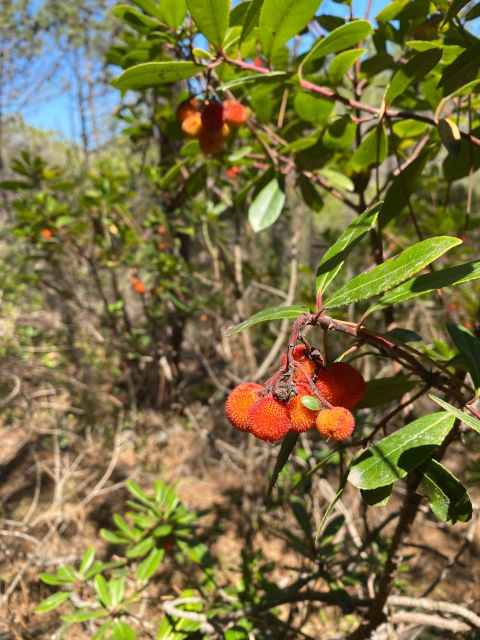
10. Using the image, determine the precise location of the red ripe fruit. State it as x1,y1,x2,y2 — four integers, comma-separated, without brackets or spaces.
247,395,291,442
199,123,231,155
181,112,202,137
225,382,262,432
316,407,355,441
201,102,225,131
315,362,366,410
176,97,200,122
288,388,318,433
224,100,248,127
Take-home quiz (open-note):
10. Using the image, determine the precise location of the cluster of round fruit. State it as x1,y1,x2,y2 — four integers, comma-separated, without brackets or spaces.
225,345,366,443
176,97,248,155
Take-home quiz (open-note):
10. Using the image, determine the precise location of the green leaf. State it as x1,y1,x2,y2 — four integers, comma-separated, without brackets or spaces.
259,0,322,59
225,305,309,336
438,43,480,96
109,577,126,607
294,91,334,124
39,573,71,586
126,537,155,558
361,485,392,507
112,5,160,31
446,323,480,390
159,0,187,28
186,0,230,48
219,70,287,91
62,609,108,623
349,412,455,490
350,125,388,171
442,0,470,25
302,19,372,67
111,621,137,640
126,480,154,506
379,149,430,228
136,548,165,582
316,168,354,192
94,575,112,608
301,395,322,410
358,376,418,409
266,432,299,502
316,202,381,297
419,459,472,523
240,0,264,42
248,178,286,232
429,395,480,434
35,591,71,613
376,0,409,21
325,236,461,309
370,260,480,313
79,547,95,577
329,48,365,84
385,48,442,104
112,61,203,90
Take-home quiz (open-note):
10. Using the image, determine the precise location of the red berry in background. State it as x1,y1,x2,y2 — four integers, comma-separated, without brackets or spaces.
315,362,366,410
254,58,264,67
247,395,291,442
176,97,200,122
226,166,240,179
226,382,263,432
316,407,355,441
41,228,53,239
201,102,225,131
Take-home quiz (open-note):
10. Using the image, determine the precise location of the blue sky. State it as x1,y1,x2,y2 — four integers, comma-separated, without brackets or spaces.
17,0,400,142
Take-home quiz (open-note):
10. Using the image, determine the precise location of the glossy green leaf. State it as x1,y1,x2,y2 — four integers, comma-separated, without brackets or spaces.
219,70,287,90
259,0,322,59
248,178,285,232
350,124,388,171
112,61,203,90
294,91,334,124
36,591,71,613
438,43,480,95
225,304,309,336
349,412,455,490
130,0,164,19
186,0,229,47
358,376,418,409
376,0,409,21
430,395,480,434
447,323,480,390
419,459,472,523
267,432,299,502
329,48,365,84
369,260,480,314
302,19,372,67
316,202,381,297
240,0,264,42
379,148,430,228
385,48,442,104
325,236,461,308
136,548,165,581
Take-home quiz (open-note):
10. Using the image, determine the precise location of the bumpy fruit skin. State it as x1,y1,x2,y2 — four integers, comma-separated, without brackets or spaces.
176,97,200,122
199,124,231,155
224,100,248,127
247,395,291,442
316,407,355,441
201,102,225,131
288,390,318,433
225,382,263,432
315,362,366,409
181,113,202,137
